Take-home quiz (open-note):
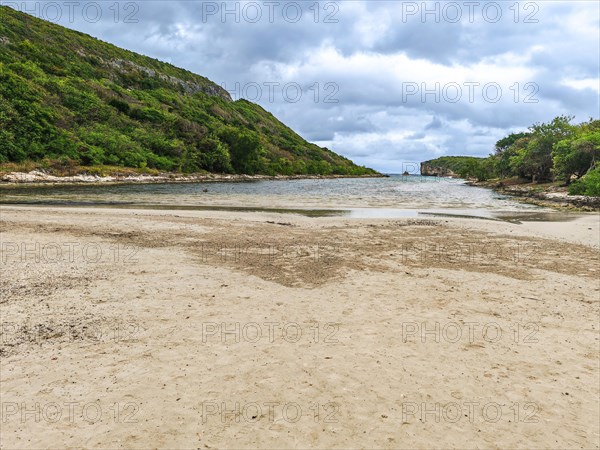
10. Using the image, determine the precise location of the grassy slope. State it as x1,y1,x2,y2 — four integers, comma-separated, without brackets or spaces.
0,7,377,176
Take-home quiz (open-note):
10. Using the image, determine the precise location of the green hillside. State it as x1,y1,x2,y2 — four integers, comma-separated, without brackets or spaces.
0,7,377,176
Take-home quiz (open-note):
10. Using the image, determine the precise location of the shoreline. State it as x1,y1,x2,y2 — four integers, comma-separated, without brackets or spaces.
465,178,600,211
0,170,386,187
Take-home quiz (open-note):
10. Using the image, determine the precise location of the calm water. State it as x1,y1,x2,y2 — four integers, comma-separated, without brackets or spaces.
0,175,560,220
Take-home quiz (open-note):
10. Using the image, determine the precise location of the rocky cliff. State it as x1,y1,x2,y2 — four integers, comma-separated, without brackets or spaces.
420,162,458,177
420,156,489,178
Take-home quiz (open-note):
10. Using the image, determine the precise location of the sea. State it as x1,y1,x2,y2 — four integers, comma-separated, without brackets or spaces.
0,174,572,222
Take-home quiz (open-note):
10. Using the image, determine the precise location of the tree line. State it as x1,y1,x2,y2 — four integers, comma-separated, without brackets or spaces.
455,116,600,196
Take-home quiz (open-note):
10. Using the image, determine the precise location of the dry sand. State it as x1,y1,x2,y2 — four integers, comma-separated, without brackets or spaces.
0,205,599,449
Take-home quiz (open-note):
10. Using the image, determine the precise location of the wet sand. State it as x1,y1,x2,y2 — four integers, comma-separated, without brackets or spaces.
1,206,599,449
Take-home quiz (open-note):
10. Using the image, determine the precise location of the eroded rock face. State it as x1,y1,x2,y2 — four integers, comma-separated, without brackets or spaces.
106,58,232,102
70,47,232,101
420,162,458,177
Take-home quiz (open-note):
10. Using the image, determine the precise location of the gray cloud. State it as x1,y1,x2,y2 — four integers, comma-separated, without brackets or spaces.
425,117,443,130
13,0,599,172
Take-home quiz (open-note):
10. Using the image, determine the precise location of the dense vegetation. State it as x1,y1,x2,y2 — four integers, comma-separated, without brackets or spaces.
421,156,490,178
424,116,600,196
0,7,376,176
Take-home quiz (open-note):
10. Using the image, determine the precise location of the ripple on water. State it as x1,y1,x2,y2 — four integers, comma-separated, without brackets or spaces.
0,174,562,220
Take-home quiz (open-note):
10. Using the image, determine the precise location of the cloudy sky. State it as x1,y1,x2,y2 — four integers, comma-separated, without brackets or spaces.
12,0,600,172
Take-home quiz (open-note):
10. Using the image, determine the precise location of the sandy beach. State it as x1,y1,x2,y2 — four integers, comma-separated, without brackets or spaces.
1,205,599,449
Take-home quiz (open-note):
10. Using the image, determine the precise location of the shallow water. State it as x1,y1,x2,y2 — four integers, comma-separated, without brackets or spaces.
0,174,572,221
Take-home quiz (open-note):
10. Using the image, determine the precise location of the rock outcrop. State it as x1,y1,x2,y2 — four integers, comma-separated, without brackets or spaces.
420,162,458,177
497,184,600,209
106,59,232,101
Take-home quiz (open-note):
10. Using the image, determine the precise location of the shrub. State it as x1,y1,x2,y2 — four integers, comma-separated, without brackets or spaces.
108,98,130,114
568,167,600,196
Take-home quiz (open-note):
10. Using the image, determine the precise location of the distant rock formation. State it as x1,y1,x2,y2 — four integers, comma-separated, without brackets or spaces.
420,162,458,177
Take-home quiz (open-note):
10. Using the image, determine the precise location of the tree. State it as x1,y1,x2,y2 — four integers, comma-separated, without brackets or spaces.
495,132,530,154
218,126,266,174
198,137,233,173
552,131,600,183
510,116,575,182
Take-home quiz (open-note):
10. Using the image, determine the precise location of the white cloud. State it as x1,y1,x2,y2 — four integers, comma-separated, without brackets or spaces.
561,78,600,93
